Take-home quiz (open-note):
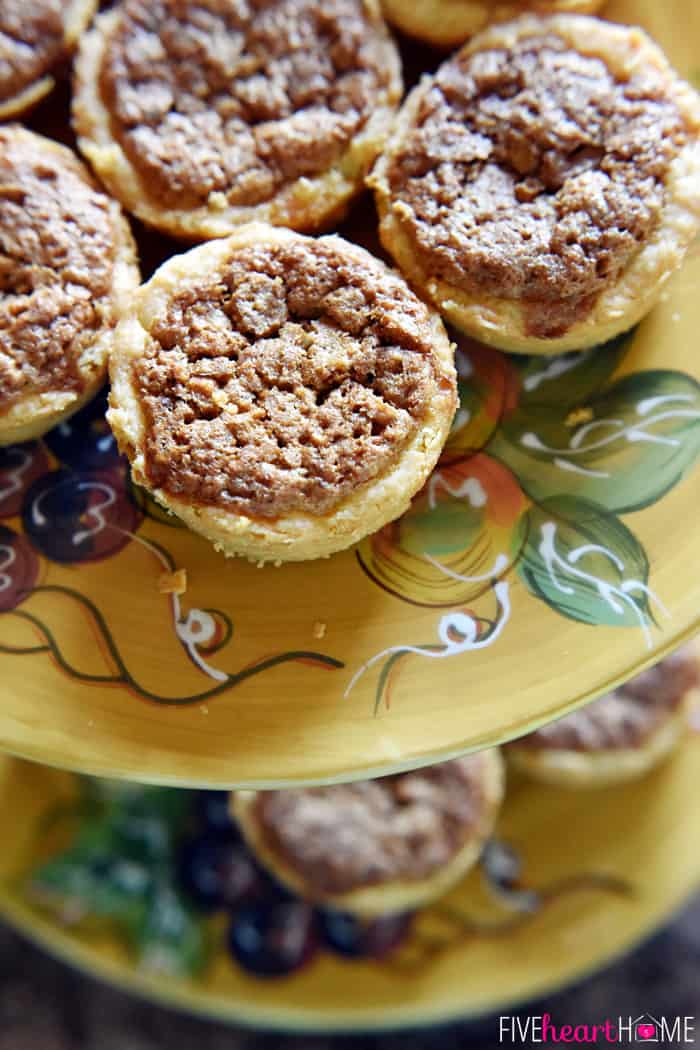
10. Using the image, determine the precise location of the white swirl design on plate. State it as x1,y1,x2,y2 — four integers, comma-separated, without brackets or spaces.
115,528,228,683
31,481,118,546
0,544,16,593
175,609,227,683
0,448,32,506
344,581,511,698
521,395,700,473
523,351,594,393
423,552,510,584
427,473,487,510
538,522,667,648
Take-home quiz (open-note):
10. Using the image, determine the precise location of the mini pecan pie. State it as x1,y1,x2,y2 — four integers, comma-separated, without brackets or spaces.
370,15,700,354
0,126,139,446
380,0,604,50
107,224,457,562
507,644,700,787
72,0,402,240
0,0,97,119
231,750,504,916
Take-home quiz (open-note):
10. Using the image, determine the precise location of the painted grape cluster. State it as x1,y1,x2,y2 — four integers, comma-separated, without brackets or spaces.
181,790,413,976
0,391,139,593
29,781,414,980
0,388,341,705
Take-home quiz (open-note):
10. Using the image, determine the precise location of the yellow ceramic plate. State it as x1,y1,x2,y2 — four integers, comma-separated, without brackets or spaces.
1,0,699,788
1,739,700,1031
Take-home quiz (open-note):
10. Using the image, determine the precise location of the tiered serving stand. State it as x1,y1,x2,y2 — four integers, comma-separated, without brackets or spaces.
0,0,699,1030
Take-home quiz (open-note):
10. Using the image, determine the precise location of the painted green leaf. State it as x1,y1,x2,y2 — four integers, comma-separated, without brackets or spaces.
134,880,208,977
491,370,700,513
31,843,151,928
28,785,208,977
515,330,633,409
515,495,655,630
106,788,193,865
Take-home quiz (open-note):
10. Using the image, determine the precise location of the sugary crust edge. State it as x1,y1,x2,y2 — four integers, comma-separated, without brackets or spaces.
369,14,700,355
0,0,98,120
72,1,403,240
380,0,604,49
0,379,103,446
506,640,700,788
107,223,457,564
0,76,55,122
230,749,505,918
0,128,140,447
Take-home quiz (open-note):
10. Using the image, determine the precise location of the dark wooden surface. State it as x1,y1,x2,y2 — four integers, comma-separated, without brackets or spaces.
0,894,697,1050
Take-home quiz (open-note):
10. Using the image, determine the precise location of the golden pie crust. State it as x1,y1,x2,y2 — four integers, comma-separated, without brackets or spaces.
231,750,505,917
507,643,700,788
370,15,700,355
107,223,457,563
72,0,402,240
380,0,604,49
0,0,97,120
0,127,139,446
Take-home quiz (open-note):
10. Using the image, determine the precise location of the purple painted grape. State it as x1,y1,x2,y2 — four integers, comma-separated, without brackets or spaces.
178,834,260,913
0,524,40,611
44,390,124,472
320,910,413,959
362,912,414,958
253,868,296,904
228,900,319,977
0,442,50,519
318,910,364,958
480,839,522,892
195,791,237,836
21,469,142,563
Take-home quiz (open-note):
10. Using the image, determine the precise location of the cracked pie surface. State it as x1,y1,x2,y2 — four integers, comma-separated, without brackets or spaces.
107,223,457,562
370,15,700,354
72,0,402,239
0,125,138,444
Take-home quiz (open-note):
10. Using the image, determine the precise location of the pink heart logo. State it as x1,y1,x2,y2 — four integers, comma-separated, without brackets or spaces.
637,1024,656,1040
